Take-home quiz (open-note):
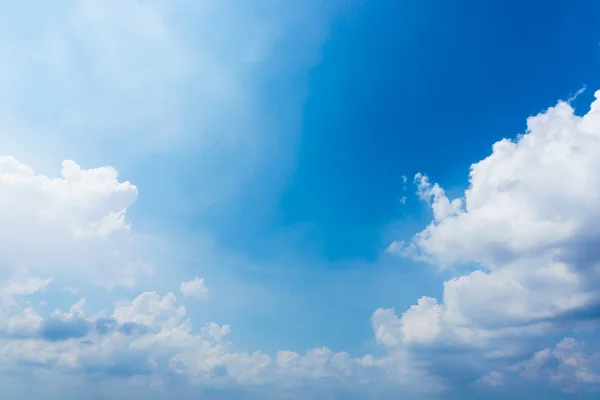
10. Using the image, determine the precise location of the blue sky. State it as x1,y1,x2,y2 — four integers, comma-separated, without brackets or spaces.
1,0,600,399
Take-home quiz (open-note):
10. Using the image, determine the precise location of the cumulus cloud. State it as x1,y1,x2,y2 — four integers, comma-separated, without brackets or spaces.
381,91,600,392
0,156,149,288
201,322,230,341
392,94,600,269
180,277,209,300
0,277,50,339
1,308,43,339
0,289,387,395
511,337,600,392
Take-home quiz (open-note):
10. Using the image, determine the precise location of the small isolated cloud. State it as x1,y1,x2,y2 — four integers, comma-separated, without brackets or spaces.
180,277,209,300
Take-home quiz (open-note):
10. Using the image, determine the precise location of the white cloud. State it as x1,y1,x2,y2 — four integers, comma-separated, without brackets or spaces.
513,337,600,391
380,91,600,392
2,277,52,297
0,156,149,288
201,322,230,341
392,94,600,268
2,308,43,338
180,277,209,300
0,289,386,394
400,296,442,345
0,277,49,338
113,292,184,329
371,308,402,348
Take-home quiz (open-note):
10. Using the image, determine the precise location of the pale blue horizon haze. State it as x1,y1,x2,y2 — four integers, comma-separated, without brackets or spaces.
1,1,600,399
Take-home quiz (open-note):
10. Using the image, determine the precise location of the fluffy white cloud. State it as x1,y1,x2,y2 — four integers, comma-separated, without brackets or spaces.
381,91,600,392
392,93,600,269
201,322,230,341
0,157,149,288
371,308,403,348
0,289,386,394
399,296,442,345
180,277,209,300
112,292,185,329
